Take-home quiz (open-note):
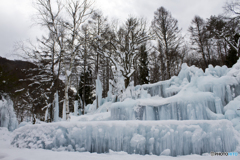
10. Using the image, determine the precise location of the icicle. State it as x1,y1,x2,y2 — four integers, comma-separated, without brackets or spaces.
215,97,223,114
74,100,78,116
62,100,66,121
79,96,83,115
54,91,59,122
96,74,102,109
107,83,113,102
45,108,48,122
226,85,232,103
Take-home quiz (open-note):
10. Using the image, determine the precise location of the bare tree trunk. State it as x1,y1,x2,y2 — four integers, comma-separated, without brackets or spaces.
106,58,110,92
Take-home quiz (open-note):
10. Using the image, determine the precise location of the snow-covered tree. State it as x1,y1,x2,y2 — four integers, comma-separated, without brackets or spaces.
109,67,125,101
18,0,66,122
207,15,240,58
98,17,149,88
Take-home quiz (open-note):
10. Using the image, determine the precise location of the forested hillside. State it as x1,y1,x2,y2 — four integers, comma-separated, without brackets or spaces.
0,57,74,122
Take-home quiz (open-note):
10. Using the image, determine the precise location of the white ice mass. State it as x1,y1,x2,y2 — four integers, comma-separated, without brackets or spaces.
8,59,240,156
0,96,18,131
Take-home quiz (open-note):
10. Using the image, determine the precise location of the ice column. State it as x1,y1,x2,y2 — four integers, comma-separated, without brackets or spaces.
96,75,102,108
62,100,66,121
74,100,78,116
54,91,59,122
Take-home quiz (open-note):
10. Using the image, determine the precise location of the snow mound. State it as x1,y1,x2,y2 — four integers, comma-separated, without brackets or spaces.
11,120,240,156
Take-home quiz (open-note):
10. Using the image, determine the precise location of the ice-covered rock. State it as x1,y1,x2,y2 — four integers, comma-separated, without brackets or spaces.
11,120,240,156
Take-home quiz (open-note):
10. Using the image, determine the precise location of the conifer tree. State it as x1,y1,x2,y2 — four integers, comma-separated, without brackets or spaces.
139,44,149,85
78,66,94,112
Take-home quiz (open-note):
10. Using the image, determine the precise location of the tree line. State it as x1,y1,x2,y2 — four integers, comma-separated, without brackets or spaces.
10,0,240,122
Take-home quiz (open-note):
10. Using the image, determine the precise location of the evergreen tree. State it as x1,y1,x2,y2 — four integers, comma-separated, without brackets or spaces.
226,47,238,67
138,44,149,85
225,34,240,67
78,66,94,109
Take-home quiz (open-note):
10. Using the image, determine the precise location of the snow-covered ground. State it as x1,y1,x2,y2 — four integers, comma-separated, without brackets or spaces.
0,127,238,160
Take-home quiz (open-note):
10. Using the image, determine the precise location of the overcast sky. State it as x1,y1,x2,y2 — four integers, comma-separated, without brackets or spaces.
0,0,227,60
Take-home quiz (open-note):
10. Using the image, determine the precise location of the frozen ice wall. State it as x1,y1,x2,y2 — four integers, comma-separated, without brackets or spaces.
11,120,240,156
111,61,240,121
111,90,224,121
142,62,240,106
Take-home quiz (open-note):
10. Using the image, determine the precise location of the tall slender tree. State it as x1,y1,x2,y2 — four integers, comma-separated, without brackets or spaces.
62,0,93,119
138,44,149,85
151,6,183,80
188,16,210,68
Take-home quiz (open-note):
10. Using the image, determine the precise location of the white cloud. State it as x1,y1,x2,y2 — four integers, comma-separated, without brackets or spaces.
0,0,227,60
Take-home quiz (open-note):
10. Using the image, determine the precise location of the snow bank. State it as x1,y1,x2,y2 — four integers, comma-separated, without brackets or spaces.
11,120,240,156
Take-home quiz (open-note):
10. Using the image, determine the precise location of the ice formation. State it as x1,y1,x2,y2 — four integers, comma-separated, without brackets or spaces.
54,91,59,122
74,101,78,116
11,58,240,156
11,120,240,156
62,100,66,121
0,96,18,131
224,95,240,131
96,75,102,108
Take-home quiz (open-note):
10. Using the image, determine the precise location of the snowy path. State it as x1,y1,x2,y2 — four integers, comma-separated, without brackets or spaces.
0,127,238,160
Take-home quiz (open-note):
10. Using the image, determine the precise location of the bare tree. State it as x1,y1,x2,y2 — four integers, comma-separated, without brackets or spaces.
224,0,240,19
62,0,93,119
188,16,211,68
151,6,183,80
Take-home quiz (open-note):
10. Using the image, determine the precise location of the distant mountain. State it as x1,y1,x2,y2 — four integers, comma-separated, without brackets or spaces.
0,56,74,123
